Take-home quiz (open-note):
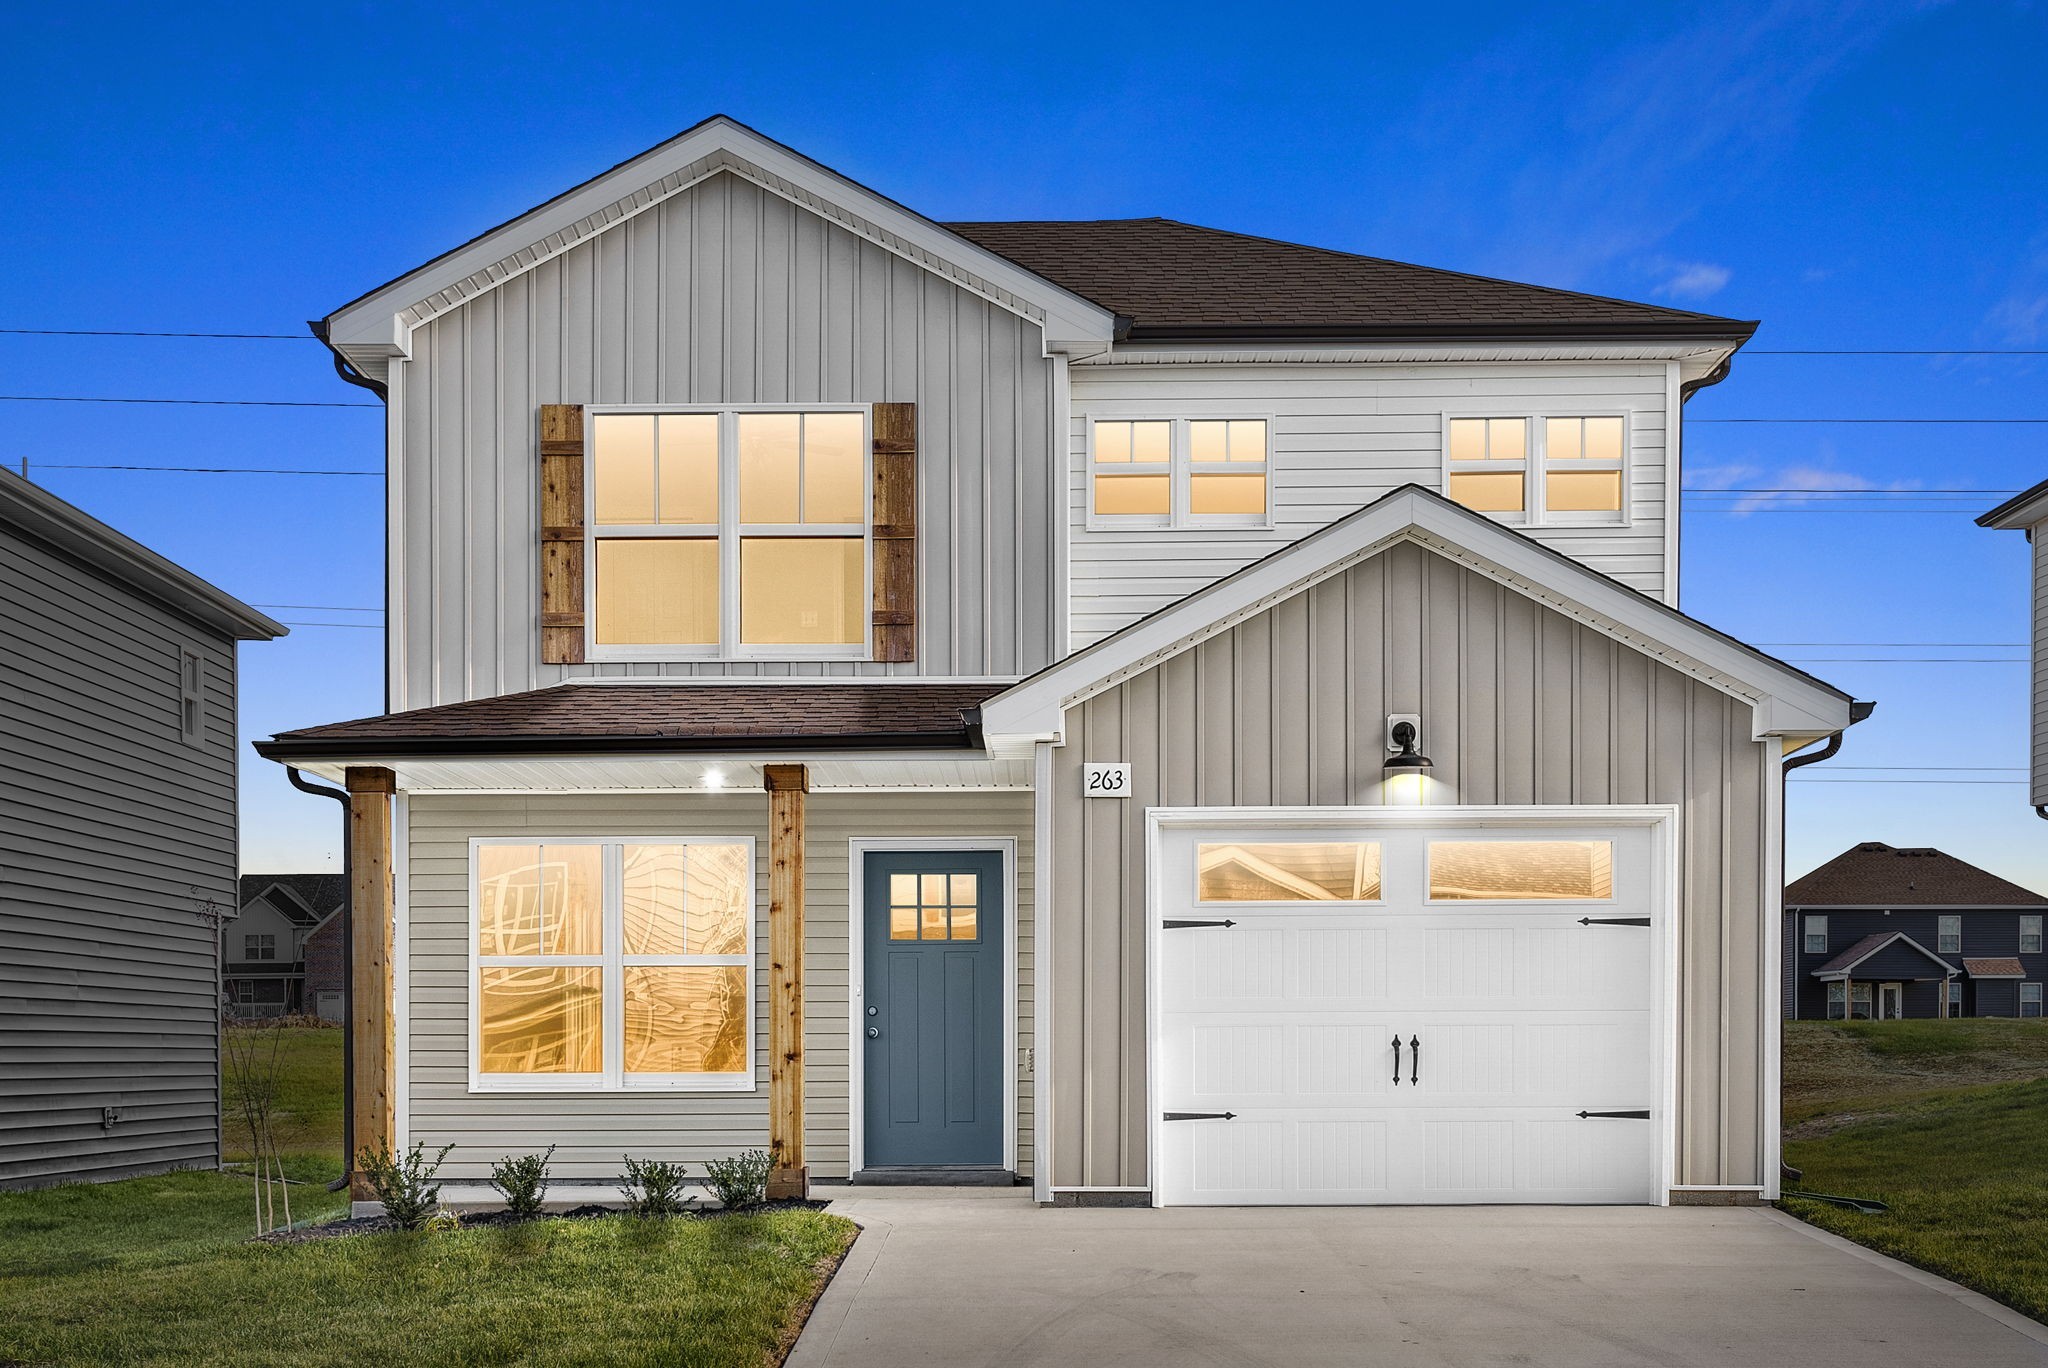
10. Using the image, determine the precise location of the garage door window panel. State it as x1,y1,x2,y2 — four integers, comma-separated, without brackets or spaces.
1427,840,1615,902
1196,842,1382,902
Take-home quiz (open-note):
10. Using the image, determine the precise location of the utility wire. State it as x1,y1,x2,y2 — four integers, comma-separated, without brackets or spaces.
28,463,381,475
1788,778,2029,785
250,603,382,613
1745,349,2048,355
1692,417,2048,424
0,328,314,340
0,395,377,409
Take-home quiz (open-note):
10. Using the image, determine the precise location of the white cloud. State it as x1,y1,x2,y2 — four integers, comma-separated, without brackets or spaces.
1654,261,1733,300
1725,465,1918,515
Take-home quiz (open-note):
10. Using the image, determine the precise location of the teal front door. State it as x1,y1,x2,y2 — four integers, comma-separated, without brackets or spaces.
862,850,1004,1169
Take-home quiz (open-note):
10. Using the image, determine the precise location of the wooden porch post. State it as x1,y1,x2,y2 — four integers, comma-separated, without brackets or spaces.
345,766,397,1201
765,763,809,1199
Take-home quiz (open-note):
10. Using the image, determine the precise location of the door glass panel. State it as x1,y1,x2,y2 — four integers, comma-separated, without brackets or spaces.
479,966,603,1073
623,965,749,1073
1429,840,1614,901
921,901,947,939
949,873,978,940
478,844,543,956
592,414,656,524
890,903,918,940
656,414,719,524
1196,842,1382,901
594,538,719,645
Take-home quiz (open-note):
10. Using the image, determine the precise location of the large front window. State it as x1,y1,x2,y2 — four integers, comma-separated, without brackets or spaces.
471,838,754,1090
1089,417,1269,527
589,410,868,658
1445,414,1625,523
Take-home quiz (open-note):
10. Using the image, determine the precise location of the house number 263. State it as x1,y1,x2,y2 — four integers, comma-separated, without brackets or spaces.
1084,762,1132,798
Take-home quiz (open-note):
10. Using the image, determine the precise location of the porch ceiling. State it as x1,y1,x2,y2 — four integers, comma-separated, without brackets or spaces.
279,749,1032,793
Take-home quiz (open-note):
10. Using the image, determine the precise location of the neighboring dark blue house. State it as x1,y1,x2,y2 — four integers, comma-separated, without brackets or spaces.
1784,842,2048,1020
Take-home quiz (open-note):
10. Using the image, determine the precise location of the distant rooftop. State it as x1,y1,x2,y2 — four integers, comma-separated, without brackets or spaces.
1786,841,2048,907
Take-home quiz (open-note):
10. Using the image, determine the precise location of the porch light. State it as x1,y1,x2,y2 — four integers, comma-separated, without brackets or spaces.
701,769,728,790
1384,720,1433,777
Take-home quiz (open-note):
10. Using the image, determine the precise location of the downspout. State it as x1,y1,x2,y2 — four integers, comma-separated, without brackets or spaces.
308,320,392,717
286,766,353,1192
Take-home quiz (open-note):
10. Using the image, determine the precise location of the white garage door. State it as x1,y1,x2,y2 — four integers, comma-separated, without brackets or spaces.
1156,820,1663,1206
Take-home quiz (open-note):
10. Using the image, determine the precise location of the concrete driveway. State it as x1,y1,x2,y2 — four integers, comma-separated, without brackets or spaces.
789,1189,2048,1367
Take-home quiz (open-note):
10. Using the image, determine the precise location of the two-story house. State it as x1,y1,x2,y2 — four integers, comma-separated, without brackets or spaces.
222,874,346,1019
1783,842,2048,1020
1980,477,2048,822
258,117,1863,1212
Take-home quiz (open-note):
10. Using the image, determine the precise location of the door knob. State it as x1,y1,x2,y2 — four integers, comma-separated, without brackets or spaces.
866,1026,879,1039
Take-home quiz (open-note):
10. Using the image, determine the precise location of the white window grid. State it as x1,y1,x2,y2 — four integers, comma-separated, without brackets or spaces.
1087,416,1273,529
1442,412,1631,527
584,407,872,663
2023,915,2043,954
469,836,756,1093
1939,915,1962,955
1803,914,1828,955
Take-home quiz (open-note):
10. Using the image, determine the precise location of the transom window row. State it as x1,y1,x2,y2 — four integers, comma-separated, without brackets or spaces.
1194,839,1615,903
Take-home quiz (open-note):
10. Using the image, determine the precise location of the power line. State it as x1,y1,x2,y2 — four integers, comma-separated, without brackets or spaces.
0,395,377,409
276,621,382,629
1692,417,2048,425
0,327,314,340
30,463,380,475
1754,642,2025,648
1681,487,2016,495
1818,766,2027,772
1789,778,2029,785
1746,349,2048,356
250,603,381,613
1783,657,2027,663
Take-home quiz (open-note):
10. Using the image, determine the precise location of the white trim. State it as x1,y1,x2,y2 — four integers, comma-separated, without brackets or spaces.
1760,757,1783,1199
1663,360,1682,606
1143,804,1682,1209
1052,358,1073,662
980,486,1854,745
393,792,411,1150
846,838,1019,1177
465,835,759,1093
1032,741,1055,1203
385,360,409,710
1046,1186,1151,1193
560,674,1025,687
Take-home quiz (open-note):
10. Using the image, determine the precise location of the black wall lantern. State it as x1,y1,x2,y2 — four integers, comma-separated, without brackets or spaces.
1384,718,1433,776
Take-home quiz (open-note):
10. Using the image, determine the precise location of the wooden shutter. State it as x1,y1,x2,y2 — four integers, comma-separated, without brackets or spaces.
871,402,917,662
538,404,586,665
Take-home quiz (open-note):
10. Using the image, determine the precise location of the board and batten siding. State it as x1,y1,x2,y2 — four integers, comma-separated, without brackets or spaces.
404,790,1033,1181
1,526,237,1187
395,170,1057,708
1046,539,1773,1192
1067,361,1673,646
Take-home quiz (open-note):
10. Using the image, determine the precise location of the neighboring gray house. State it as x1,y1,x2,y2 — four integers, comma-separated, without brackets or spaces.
1979,477,2048,819
260,116,1864,1213
1,468,283,1188
223,875,345,1019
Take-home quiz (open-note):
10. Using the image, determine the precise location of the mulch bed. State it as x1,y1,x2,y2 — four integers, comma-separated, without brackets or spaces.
256,1197,831,1245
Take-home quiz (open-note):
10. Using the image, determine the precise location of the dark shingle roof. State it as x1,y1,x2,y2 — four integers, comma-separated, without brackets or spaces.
944,218,1756,342
1963,957,2026,979
1812,932,1954,976
239,874,346,923
256,684,1003,758
1786,842,2048,907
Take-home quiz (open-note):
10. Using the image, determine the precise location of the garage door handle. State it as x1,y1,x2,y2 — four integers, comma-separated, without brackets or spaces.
1578,916,1651,927
1164,1111,1236,1121
1391,1034,1403,1086
1576,1110,1651,1120
1164,919,1237,929
1410,1035,1420,1086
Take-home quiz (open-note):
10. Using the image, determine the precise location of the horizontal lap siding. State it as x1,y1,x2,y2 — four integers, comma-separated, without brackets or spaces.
400,171,1057,707
1,529,235,1187
1046,540,1771,1190
405,791,1032,1181
1067,362,1671,646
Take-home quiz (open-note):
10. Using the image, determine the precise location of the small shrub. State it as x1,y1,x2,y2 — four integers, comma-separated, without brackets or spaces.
702,1149,772,1210
490,1145,557,1218
424,1209,463,1233
357,1140,454,1230
621,1155,693,1217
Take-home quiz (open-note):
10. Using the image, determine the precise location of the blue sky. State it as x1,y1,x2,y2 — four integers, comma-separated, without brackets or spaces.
7,1,2045,884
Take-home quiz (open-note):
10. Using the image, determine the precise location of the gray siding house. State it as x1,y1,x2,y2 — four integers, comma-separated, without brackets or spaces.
260,116,1863,1213
1,468,283,1188
1980,477,2048,816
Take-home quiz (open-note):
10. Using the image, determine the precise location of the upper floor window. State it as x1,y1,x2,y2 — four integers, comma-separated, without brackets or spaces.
1445,415,1625,524
1938,914,1962,955
1803,915,1828,955
177,647,204,745
588,410,868,660
2024,915,2043,955
244,934,276,961
1090,418,1269,528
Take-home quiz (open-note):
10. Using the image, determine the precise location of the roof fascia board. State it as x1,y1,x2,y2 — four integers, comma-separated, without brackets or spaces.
325,119,1116,361
0,469,285,640
1788,902,2048,910
1978,476,2048,530
1078,340,1743,368
979,487,1853,743
1121,321,1755,345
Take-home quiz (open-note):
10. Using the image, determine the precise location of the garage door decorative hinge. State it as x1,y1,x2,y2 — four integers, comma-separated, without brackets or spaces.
1577,916,1651,927
1163,919,1237,929
1164,1111,1237,1121
1575,1109,1652,1120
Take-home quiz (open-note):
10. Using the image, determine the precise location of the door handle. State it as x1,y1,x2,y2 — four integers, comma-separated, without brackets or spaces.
1410,1035,1420,1086
866,1026,879,1039
1391,1034,1403,1086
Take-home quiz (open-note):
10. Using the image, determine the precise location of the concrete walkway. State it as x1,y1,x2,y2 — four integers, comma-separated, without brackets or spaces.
789,1189,2048,1367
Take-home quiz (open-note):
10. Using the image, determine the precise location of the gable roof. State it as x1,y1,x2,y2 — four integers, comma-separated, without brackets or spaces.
1978,474,2048,531
238,874,346,925
945,218,1757,344
1811,931,1955,979
320,116,1118,378
977,485,1856,748
255,683,1003,760
0,468,284,641
1786,842,2048,907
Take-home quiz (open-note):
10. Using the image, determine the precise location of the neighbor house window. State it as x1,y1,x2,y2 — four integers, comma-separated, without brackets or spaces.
472,838,753,1089
1090,418,1269,527
1939,915,1962,955
1826,982,1873,1020
178,647,204,745
1803,915,1828,955
589,410,867,658
244,934,275,961
1446,415,1626,523
2023,915,2043,954
1947,980,1964,1014
1428,840,1614,901
2024,983,2043,1018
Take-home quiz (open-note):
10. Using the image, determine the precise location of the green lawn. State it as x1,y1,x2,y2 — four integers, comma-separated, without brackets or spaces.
0,1169,857,1367
221,1024,346,1184
1782,1020,2048,1323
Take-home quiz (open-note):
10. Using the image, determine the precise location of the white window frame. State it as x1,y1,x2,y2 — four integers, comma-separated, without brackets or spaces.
584,405,873,663
1441,411,1631,529
1947,979,1964,1014
1938,914,1962,955
2024,982,2042,1018
1086,415,1275,531
1803,914,1828,955
468,835,757,1094
244,933,276,961
2023,915,2043,955
177,646,204,746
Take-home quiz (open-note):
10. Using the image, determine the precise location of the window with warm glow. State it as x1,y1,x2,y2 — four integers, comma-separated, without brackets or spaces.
589,410,867,658
1196,842,1382,901
1427,840,1615,901
1445,414,1626,524
1091,417,1269,526
472,838,753,1089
